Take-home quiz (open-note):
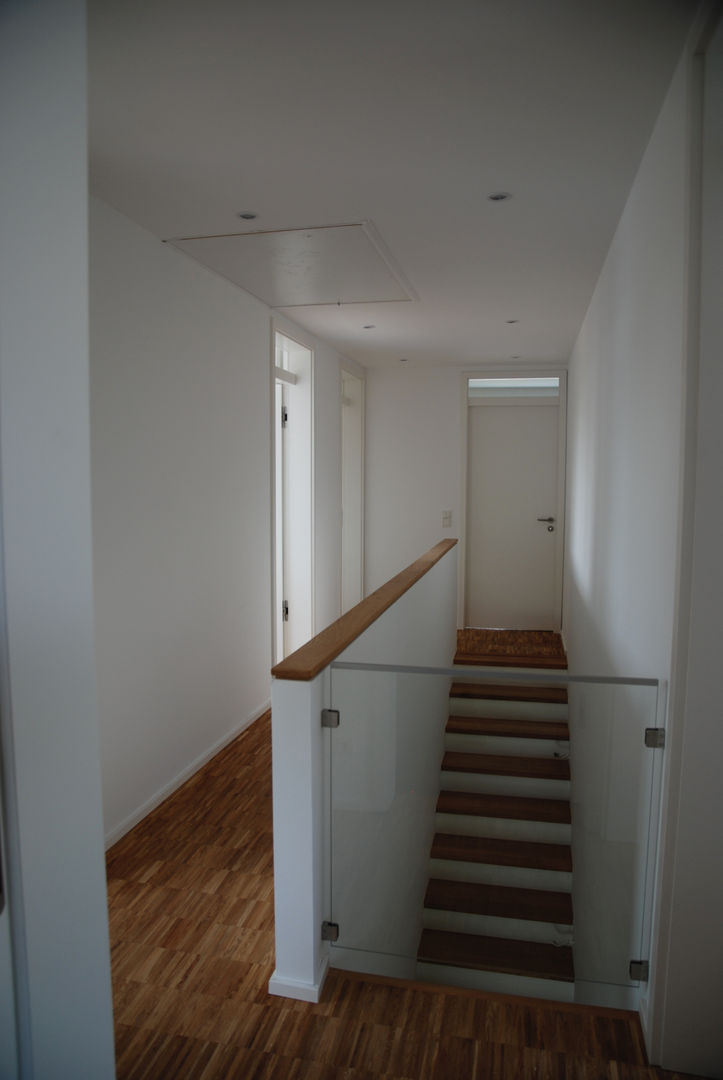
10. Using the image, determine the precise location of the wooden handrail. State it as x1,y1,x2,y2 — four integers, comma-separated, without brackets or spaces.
271,539,458,681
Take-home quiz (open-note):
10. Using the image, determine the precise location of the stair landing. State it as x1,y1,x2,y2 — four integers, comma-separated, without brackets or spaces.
454,628,568,670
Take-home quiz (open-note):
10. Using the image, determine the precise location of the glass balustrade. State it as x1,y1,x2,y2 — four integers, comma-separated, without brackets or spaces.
326,663,663,1009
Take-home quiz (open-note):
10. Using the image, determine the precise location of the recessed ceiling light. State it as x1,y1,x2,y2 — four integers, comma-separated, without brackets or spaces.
488,191,511,202
237,211,258,220
363,324,376,330
511,355,521,359
506,319,519,324
399,357,409,363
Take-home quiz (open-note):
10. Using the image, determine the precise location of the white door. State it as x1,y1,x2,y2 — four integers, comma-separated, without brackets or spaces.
274,332,313,660
465,378,565,629
274,380,286,662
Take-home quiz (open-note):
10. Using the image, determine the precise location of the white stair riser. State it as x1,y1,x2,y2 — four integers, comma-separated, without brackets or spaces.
440,771,570,800
429,857,572,892
445,732,569,757
415,961,575,1002
422,908,573,945
436,812,572,846
574,981,640,1011
449,698,568,721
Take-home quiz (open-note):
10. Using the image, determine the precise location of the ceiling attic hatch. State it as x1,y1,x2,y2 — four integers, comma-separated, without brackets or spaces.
168,222,416,308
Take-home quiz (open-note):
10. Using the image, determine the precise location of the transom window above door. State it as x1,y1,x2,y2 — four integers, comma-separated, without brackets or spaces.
468,377,560,400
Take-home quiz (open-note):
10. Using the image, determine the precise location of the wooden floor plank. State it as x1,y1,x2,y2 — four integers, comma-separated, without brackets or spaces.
106,709,697,1080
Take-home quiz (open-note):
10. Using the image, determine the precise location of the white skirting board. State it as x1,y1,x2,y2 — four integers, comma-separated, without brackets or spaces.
268,954,330,1004
329,947,418,982
573,980,640,1011
103,699,271,848
330,950,639,1012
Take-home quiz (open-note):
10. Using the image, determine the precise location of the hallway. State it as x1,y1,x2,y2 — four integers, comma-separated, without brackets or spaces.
107,712,701,1079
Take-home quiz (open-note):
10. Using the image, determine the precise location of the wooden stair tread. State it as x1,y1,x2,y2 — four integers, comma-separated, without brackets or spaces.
454,651,568,670
450,682,568,705
447,715,569,740
431,833,572,872
442,751,570,780
437,790,571,824
418,928,575,982
425,878,573,923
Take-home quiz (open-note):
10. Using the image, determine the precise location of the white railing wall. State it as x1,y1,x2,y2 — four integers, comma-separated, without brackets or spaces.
268,542,458,1002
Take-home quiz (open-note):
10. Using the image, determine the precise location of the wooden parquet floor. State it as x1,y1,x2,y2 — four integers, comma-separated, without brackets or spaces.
106,711,705,1080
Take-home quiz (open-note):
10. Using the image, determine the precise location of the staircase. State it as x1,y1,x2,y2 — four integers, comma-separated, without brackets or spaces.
417,679,575,1001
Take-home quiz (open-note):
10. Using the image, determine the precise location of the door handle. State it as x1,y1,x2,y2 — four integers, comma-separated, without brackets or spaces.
537,516,555,523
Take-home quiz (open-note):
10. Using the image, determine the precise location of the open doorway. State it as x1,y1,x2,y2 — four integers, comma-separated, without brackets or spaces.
340,369,364,613
273,331,313,661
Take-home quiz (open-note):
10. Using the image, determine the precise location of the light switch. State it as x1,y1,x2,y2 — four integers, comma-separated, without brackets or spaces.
442,510,452,528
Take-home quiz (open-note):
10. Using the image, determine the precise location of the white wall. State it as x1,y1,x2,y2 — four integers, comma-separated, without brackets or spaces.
341,369,365,612
313,340,342,631
655,19,723,1077
270,542,457,1000
563,58,688,680
0,2,115,1074
364,366,462,590
563,23,723,1075
360,28,723,1074
331,545,458,977
91,199,273,841
91,202,350,843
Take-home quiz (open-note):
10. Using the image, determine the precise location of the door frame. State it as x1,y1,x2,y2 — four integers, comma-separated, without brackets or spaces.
271,322,315,664
458,367,569,630
339,364,365,614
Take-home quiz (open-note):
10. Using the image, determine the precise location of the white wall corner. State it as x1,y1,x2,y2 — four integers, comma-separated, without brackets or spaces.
268,949,330,1004
269,672,329,1001
103,699,271,848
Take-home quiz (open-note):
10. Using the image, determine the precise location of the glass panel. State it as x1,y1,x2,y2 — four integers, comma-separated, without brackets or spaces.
568,682,659,992
329,668,450,977
328,666,662,1006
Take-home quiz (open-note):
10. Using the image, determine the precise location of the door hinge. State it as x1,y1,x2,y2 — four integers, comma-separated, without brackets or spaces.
644,727,665,749
282,600,289,622
281,404,288,428
629,959,649,981
321,921,339,942
321,708,340,729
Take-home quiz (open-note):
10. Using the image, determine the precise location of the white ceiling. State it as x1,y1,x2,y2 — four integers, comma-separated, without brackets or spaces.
88,0,696,368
